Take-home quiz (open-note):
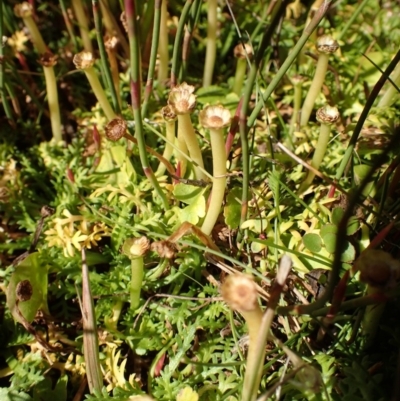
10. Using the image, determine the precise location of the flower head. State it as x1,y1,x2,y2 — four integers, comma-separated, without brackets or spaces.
14,2,33,18
316,35,339,54
105,118,127,141
316,105,340,125
122,237,150,258
233,43,253,59
73,51,95,70
221,274,259,313
38,52,57,67
161,105,177,122
199,105,231,129
168,82,196,114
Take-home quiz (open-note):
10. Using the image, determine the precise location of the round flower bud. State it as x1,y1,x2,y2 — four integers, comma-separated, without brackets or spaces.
168,82,196,115
73,51,95,70
14,2,33,18
316,105,340,125
316,35,339,54
105,118,127,141
38,52,57,67
199,105,231,129
233,43,254,59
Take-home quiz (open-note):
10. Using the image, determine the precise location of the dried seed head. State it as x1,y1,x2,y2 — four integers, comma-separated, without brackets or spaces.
233,43,254,59
150,240,176,259
316,35,339,54
354,249,400,289
221,274,259,313
105,118,127,141
168,82,196,114
41,205,55,218
105,35,118,50
316,105,340,125
122,237,150,258
38,52,57,67
14,2,33,18
161,105,177,122
199,105,231,129
73,51,95,70
120,11,128,33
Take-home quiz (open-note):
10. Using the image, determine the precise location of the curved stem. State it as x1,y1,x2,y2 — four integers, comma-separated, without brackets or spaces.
300,54,329,126
72,0,93,52
201,128,226,235
177,114,206,180
298,123,331,193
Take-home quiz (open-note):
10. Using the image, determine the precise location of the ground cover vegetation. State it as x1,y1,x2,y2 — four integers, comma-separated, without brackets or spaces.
0,0,400,400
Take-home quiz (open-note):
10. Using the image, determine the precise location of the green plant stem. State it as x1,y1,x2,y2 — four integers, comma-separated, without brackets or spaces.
177,114,206,180
156,120,176,176
201,128,226,235
81,248,102,394
378,61,400,108
0,1,14,123
157,0,169,87
337,0,369,42
142,0,162,117
203,0,217,87
59,0,79,50
43,65,62,142
239,0,288,229
247,1,332,127
20,13,47,53
130,257,143,310
171,0,193,86
72,0,93,52
124,0,169,210
84,66,116,121
289,79,303,143
333,48,400,185
298,122,331,193
92,0,120,115
233,58,247,96
300,53,329,126
105,41,122,108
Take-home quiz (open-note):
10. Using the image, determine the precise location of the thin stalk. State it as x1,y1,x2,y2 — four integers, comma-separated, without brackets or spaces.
288,75,304,143
156,107,177,176
124,0,169,210
247,1,332,127
178,114,206,180
142,0,162,118
202,0,217,87
59,0,79,50
239,0,288,228
40,54,62,142
157,0,169,87
332,48,400,188
171,0,193,87
71,0,93,52
377,60,400,108
233,58,246,96
5,81,21,117
200,127,226,235
105,36,122,108
80,248,103,393
0,0,15,123
92,0,120,114
298,105,339,193
337,0,370,42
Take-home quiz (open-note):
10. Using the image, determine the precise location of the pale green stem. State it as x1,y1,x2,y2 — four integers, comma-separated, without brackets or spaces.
241,307,264,401
298,122,331,193
378,61,400,108
300,53,329,126
157,0,169,88
177,114,206,180
130,257,143,310
72,0,93,52
156,120,176,176
104,298,124,332
83,67,116,121
21,15,47,53
203,0,217,87
175,130,189,177
201,128,226,235
233,58,247,96
43,66,62,142
289,81,303,142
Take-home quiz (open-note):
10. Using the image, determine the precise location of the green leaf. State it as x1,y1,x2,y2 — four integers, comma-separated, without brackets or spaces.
33,375,68,401
173,184,204,204
6,253,49,324
0,388,33,401
331,207,344,225
176,387,199,401
303,233,322,253
224,188,241,229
